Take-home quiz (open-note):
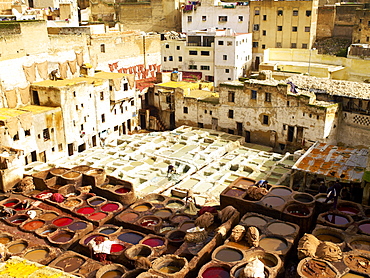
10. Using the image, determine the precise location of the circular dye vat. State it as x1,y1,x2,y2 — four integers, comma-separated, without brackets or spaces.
242,216,267,226
51,232,73,243
316,234,343,243
110,244,125,253
89,198,105,206
202,266,230,278
350,240,370,251
166,201,184,209
118,232,144,244
359,223,370,234
101,203,119,212
287,206,309,216
154,209,172,219
293,193,314,203
53,217,73,227
179,222,195,232
142,238,165,247
262,196,285,207
259,256,277,267
338,206,359,215
39,212,58,221
68,221,87,231
55,257,85,272
316,196,333,203
8,243,27,253
84,235,102,245
259,237,287,252
159,266,181,274
100,228,117,235
342,273,367,278
63,199,82,208
270,187,292,197
267,222,296,236
225,188,245,197
41,229,56,236
167,231,185,242
77,207,95,214
119,212,139,222
89,212,107,221
101,270,123,278
171,215,191,224
24,249,49,262
140,218,159,227
0,236,11,244
11,216,27,224
324,214,349,226
133,204,151,212
115,187,130,194
3,200,19,207
22,220,44,231
215,248,243,263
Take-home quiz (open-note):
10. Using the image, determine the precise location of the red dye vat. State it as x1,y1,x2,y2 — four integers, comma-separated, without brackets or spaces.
23,220,44,231
359,223,370,234
338,206,359,215
4,202,18,207
77,207,95,214
115,188,130,194
202,267,230,278
35,192,53,199
142,238,164,247
101,203,119,212
89,212,107,220
53,217,73,227
110,244,125,253
11,217,27,224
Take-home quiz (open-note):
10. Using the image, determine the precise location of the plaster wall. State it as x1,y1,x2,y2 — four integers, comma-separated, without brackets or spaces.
337,111,370,147
161,40,186,71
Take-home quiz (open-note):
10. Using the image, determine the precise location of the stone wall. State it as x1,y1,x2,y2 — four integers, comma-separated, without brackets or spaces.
316,6,335,40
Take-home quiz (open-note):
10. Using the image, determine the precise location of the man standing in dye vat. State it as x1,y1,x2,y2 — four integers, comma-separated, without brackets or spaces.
324,180,342,209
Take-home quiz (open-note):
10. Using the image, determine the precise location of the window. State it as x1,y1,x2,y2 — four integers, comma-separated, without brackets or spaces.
101,114,106,123
287,101,290,107
227,41,232,46
131,100,135,106
219,16,228,22
265,92,271,102
228,110,234,118
210,111,213,115
262,44,266,49
263,115,269,125
202,16,206,21
13,132,19,141
25,129,31,136
169,56,173,61
276,42,282,48
124,83,128,91
306,10,311,16
189,50,197,55
198,123,204,128
183,107,188,114
100,44,105,53
305,26,310,32
201,65,210,70
76,105,79,110
201,51,210,56
176,46,180,50
293,10,298,16
58,144,63,151
228,91,235,102
252,42,259,48
225,69,229,73
277,10,283,16
43,128,50,140
238,16,243,22
277,26,282,31
255,9,260,15
302,43,308,49
251,90,257,99
291,43,297,48
166,96,171,103
100,92,104,100
165,44,169,48
81,124,84,131
367,37,370,42
218,41,224,45
223,55,227,60
292,26,297,32
253,24,260,31
263,15,267,21
73,91,76,97
179,56,183,62
262,30,266,36
187,16,192,22
189,65,197,70
164,57,167,62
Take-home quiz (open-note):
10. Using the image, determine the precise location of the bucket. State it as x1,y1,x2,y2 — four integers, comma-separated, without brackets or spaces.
124,244,155,261
198,261,231,278
151,254,188,278
96,264,127,278
86,168,106,186
61,171,83,186
212,246,245,265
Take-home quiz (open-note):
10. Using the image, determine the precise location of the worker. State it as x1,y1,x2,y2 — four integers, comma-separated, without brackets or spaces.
324,180,342,209
255,180,268,188
88,236,116,264
167,164,176,177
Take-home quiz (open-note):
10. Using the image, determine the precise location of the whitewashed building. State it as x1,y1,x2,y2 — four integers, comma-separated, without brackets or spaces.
181,0,250,33
161,28,252,86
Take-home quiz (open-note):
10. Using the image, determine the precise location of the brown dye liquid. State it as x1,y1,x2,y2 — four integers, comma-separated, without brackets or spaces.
259,257,277,267
215,248,243,262
39,213,58,221
270,188,292,196
259,238,287,252
154,209,172,218
51,232,73,243
342,273,367,278
243,216,267,226
350,240,370,251
179,222,195,232
120,212,139,222
267,222,295,236
8,243,27,253
225,188,245,197
262,197,285,207
344,256,370,274
101,270,123,278
301,260,336,278
55,257,85,272
225,240,250,251
0,237,11,244
24,249,48,262
316,234,343,243
159,266,181,273
171,215,190,223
